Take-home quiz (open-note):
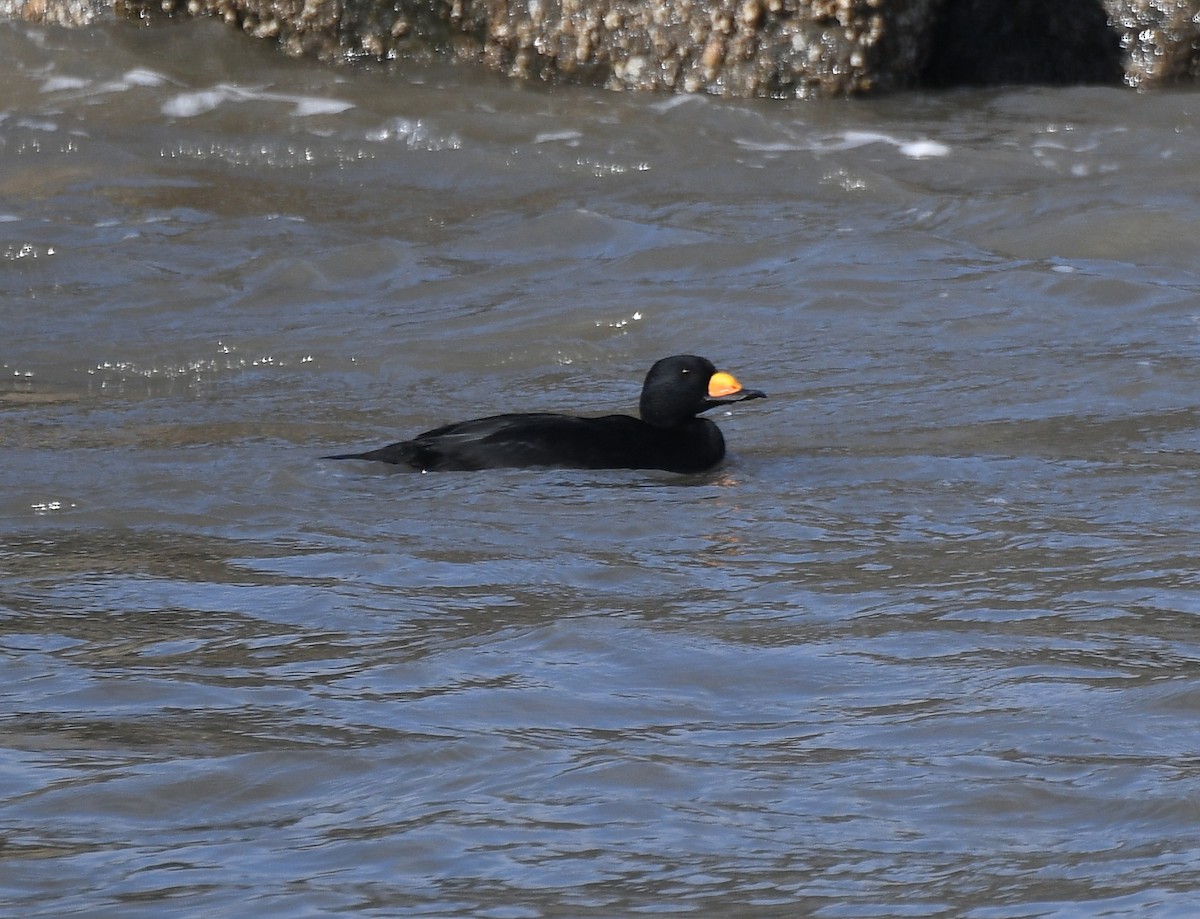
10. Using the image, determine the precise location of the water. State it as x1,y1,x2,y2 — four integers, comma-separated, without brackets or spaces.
3,17,1200,918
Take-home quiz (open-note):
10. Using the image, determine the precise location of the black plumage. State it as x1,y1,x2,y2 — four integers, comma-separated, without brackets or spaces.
324,354,765,473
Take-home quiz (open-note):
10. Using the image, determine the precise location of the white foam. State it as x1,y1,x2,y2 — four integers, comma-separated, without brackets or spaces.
123,68,169,88
41,75,90,93
733,139,804,152
162,88,229,118
897,139,950,159
366,117,461,150
835,129,899,150
16,118,58,132
649,94,698,113
290,97,354,117
740,129,950,159
162,83,353,118
826,131,949,158
534,130,583,144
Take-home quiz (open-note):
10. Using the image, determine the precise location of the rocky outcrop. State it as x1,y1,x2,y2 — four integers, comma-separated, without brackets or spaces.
1117,0,1200,87
5,0,1200,97
921,0,1122,87
1,0,109,26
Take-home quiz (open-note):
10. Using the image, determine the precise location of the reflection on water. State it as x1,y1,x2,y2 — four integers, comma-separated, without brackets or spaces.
2,16,1200,919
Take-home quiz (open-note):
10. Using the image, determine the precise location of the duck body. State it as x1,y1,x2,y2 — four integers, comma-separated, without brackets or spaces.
335,412,728,473
324,355,765,473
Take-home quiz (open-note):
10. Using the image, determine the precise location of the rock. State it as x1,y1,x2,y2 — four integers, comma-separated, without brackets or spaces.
0,0,109,26
1118,0,1200,87
6,0,1200,97
921,0,1123,87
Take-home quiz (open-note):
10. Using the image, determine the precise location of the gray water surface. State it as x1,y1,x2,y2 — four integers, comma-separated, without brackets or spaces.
3,17,1200,918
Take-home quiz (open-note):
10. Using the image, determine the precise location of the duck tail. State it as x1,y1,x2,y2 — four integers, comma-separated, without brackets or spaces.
322,442,418,465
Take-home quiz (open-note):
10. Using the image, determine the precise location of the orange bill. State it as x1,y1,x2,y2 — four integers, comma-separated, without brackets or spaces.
707,371,744,398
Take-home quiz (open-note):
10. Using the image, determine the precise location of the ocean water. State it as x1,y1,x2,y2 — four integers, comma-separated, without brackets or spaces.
3,17,1200,918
